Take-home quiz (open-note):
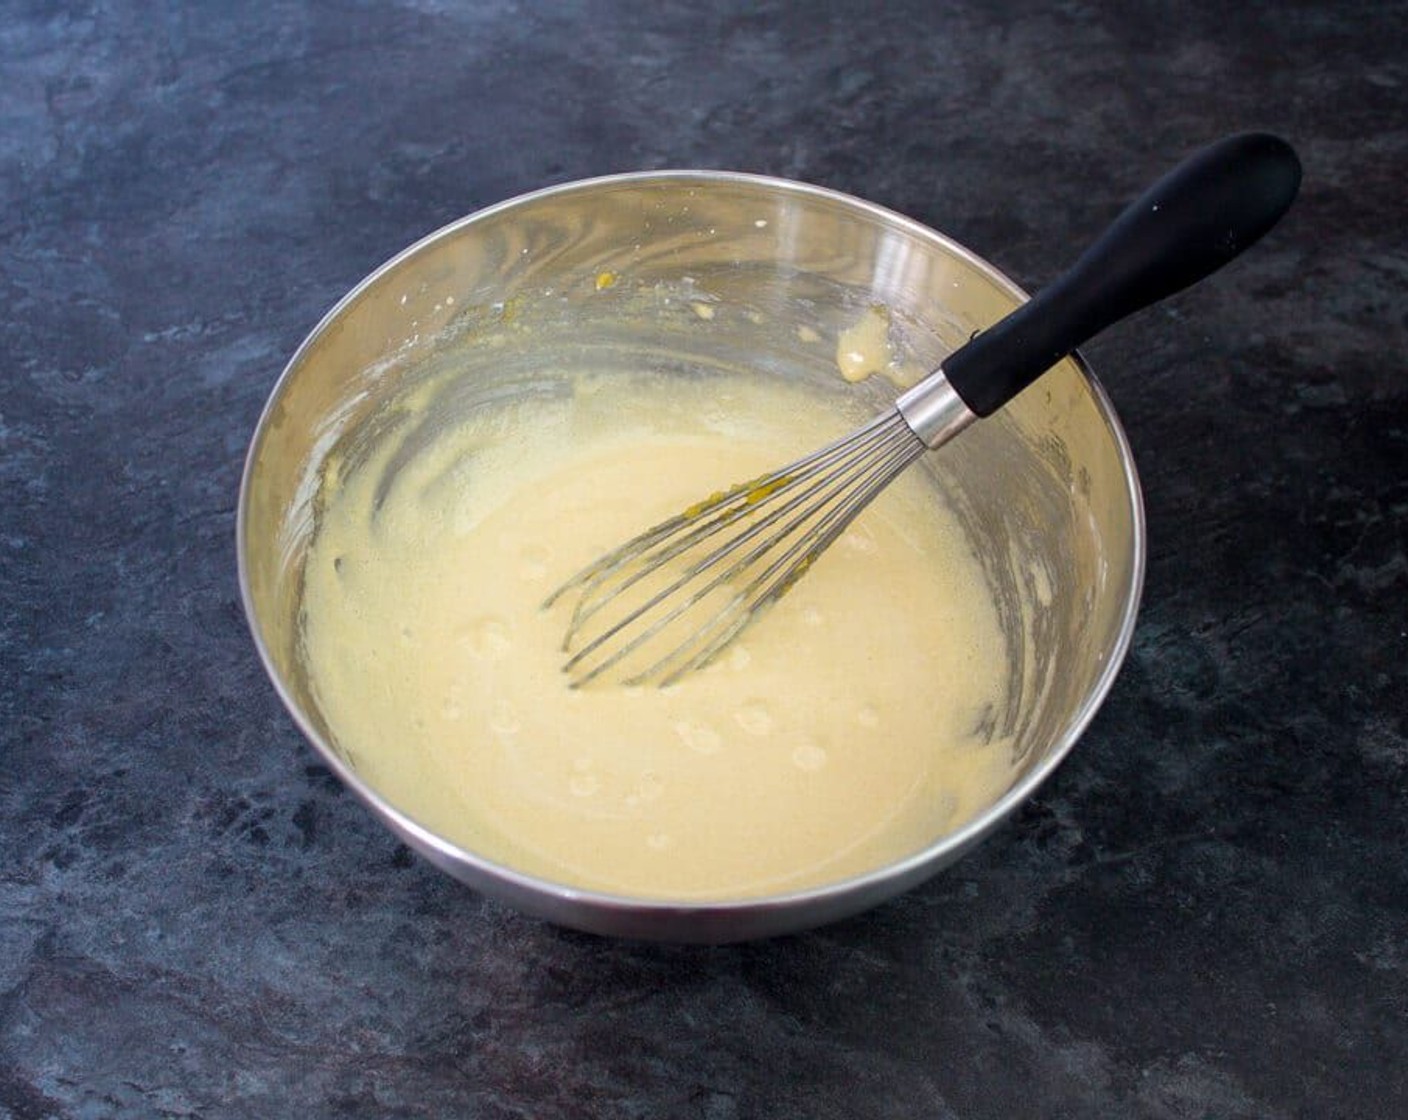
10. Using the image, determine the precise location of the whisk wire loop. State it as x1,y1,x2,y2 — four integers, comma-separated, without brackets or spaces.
641,420,926,685
547,408,925,686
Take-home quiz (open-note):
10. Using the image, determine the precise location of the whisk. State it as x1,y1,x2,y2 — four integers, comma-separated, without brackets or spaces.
546,133,1301,687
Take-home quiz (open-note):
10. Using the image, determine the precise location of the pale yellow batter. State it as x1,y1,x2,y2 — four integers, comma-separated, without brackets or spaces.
302,372,1015,900
836,303,893,382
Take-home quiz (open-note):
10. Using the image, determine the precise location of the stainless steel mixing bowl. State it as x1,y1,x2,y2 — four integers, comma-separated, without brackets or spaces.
238,172,1145,942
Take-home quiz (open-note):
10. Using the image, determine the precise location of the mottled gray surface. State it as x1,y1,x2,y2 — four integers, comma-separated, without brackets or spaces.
3,1,1405,1117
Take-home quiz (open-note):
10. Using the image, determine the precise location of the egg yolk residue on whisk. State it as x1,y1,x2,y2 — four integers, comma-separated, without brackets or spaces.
301,372,1016,900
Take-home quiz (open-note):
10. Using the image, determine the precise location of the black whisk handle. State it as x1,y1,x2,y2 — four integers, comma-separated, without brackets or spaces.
942,131,1301,417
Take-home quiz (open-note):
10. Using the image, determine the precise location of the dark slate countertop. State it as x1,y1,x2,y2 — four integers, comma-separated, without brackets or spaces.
4,2,1405,1117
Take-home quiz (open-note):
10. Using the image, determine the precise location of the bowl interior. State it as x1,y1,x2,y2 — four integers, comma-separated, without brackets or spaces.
239,173,1143,939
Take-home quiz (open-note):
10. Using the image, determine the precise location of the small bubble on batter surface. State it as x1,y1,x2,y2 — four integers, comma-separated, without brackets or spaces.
518,544,549,581
674,720,722,755
792,743,828,772
490,700,521,735
458,616,513,660
734,702,774,737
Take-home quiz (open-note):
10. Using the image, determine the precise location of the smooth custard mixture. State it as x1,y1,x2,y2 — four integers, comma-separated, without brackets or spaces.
302,371,1016,899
